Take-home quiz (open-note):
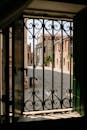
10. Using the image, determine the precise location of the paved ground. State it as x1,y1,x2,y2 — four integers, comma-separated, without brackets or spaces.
24,66,73,111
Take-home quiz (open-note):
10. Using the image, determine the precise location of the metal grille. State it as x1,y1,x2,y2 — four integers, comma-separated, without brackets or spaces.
24,18,73,111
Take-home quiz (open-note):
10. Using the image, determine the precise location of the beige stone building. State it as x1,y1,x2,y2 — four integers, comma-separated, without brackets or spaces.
55,36,73,73
35,34,73,73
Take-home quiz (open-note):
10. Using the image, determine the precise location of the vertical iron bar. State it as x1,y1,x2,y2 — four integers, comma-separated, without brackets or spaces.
42,19,45,110
3,27,10,123
5,28,10,123
60,21,63,108
69,21,72,108
0,30,3,116
33,19,35,110
22,17,24,113
51,20,54,109
12,22,14,121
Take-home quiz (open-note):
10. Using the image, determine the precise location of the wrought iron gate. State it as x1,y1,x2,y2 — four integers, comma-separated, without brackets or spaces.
24,17,73,111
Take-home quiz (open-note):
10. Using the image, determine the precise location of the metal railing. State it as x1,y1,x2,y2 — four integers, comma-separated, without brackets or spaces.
24,18,73,111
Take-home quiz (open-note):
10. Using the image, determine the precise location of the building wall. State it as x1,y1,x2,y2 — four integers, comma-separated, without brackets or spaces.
24,18,28,88
36,34,73,73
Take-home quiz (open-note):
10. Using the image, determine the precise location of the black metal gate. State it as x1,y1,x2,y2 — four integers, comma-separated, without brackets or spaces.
24,17,73,111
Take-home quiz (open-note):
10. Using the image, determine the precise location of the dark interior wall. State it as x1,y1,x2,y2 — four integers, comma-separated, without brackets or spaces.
0,0,32,28
1,0,87,28
73,7,87,116
48,0,87,4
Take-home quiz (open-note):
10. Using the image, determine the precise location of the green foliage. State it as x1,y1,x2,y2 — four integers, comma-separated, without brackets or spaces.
44,56,52,63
